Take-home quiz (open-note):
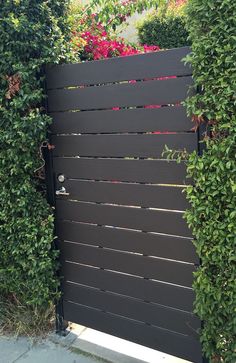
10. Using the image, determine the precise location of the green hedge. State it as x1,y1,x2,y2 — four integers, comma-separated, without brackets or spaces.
137,14,190,49
0,1,70,309
184,0,236,361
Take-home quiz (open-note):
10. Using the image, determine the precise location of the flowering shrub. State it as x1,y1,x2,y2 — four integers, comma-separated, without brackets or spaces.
71,21,160,61
69,1,160,61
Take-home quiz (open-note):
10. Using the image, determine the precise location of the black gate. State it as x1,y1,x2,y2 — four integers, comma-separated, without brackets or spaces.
46,46,203,363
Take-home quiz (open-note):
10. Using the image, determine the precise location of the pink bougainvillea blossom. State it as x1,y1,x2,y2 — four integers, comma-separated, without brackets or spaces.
72,18,160,62
80,30,160,60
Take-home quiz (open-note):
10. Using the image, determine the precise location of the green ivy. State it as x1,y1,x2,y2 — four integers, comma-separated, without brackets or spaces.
0,1,70,309
184,1,236,361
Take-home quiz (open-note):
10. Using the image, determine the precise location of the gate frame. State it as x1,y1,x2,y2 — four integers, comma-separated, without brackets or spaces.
43,52,210,362
44,132,69,336
43,75,68,335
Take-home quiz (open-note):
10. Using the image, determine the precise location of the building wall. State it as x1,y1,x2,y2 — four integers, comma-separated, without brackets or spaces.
117,11,151,44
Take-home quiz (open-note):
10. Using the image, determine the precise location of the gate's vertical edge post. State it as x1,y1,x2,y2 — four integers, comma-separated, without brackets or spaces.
197,123,207,157
43,66,68,336
43,144,67,335
196,103,209,363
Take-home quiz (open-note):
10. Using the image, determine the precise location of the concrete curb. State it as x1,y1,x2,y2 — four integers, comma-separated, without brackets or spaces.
49,328,148,363
71,335,149,363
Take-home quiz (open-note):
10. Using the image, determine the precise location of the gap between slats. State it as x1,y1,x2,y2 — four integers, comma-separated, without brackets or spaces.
62,282,200,337
49,105,193,135
56,199,192,237
46,47,192,89
61,262,195,313
60,240,196,287
47,77,194,113
56,221,198,264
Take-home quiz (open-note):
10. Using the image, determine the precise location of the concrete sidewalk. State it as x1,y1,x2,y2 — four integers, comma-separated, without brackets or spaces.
0,334,148,363
0,335,108,363
0,325,190,363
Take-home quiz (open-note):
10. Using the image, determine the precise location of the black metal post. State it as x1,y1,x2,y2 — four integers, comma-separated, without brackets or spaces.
43,68,68,336
198,122,207,157
43,143,68,335
197,111,209,363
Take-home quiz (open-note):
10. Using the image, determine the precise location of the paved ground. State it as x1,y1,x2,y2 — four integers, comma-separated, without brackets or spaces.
0,325,189,363
0,335,109,363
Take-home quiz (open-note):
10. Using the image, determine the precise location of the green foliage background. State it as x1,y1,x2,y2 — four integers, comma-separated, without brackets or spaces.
0,1,70,310
69,0,162,33
137,5,190,49
184,0,236,361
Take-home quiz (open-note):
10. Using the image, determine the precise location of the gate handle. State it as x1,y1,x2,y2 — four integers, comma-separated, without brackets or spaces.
55,187,70,196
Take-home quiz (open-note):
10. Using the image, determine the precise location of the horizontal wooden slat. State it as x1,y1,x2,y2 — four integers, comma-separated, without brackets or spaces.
56,200,191,237
63,283,200,336
52,133,197,158
57,221,198,263
56,180,189,210
53,158,190,184
47,77,193,112
50,106,193,134
46,47,191,89
61,242,196,287
63,301,202,363
62,263,195,312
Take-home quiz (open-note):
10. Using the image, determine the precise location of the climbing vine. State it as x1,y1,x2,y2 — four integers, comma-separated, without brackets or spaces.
184,1,236,361
0,0,70,320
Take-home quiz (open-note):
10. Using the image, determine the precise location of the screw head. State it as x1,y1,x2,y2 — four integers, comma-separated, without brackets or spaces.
58,174,65,183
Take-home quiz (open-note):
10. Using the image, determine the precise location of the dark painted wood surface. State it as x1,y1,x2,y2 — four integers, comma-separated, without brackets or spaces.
63,283,200,336
46,47,191,88
52,133,197,158
50,106,193,134
56,199,191,237
56,180,189,210
63,301,202,363
62,262,195,312
46,47,202,363
60,241,196,287
57,221,198,263
53,158,189,184
48,76,193,112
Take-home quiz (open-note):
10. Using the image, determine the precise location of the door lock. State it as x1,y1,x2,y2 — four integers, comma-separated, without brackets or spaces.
55,186,70,196
58,174,65,183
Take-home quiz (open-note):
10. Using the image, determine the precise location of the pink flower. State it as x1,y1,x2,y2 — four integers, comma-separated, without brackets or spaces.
143,44,160,53
72,26,160,61
145,105,161,109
